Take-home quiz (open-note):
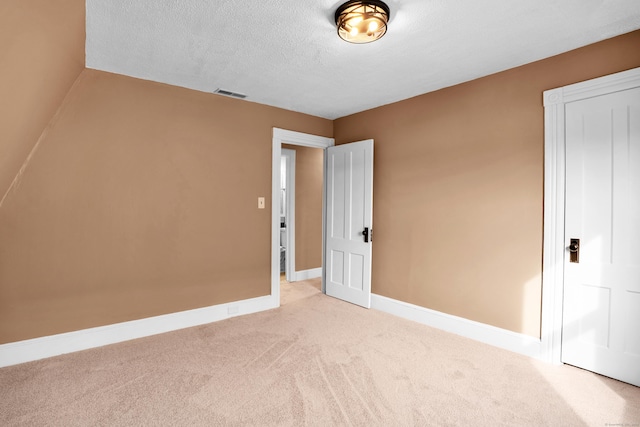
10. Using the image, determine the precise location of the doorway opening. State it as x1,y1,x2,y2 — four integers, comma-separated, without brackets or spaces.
270,129,335,305
280,149,295,282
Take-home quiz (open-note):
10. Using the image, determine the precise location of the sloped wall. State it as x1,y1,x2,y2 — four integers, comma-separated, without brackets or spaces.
0,70,332,343
0,0,85,202
334,30,640,338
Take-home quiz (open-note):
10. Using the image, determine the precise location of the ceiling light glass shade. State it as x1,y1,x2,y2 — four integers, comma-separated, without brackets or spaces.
335,0,390,44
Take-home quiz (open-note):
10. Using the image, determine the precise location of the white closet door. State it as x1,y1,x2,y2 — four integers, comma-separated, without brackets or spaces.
562,86,640,387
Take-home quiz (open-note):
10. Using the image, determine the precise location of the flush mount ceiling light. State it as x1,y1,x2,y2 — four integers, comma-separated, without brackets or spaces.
335,0,390,44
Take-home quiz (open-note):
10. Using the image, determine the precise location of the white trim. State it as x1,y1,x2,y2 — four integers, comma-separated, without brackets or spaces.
273,128,335,149
0,295,276,368
540,87,566,365
372,294,542,360
541,66,640,365
321,151,327,294
294,267,322,281
272,129,334,299
543,67,640,107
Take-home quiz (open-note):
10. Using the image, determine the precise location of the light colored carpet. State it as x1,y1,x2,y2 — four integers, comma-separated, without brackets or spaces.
1,278,638,426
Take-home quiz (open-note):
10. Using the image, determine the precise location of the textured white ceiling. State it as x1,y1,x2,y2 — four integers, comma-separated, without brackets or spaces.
86,0,640,120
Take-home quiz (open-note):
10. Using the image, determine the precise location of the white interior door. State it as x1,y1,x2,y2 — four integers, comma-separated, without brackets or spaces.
325,139,373,308
562,86,640,386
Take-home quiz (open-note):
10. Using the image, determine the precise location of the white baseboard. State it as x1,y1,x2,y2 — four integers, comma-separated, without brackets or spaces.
0,294,278,368
294,267,322,281
0,291,542,368
371,294,543,360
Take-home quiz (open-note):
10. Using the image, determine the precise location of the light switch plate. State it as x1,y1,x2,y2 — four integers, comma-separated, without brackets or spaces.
258,197,265,209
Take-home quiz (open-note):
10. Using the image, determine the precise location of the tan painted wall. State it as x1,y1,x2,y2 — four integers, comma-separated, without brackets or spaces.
1,4,637,346
282,145,323,271
0,70,332,343
0,0,85,201
334,30,640,338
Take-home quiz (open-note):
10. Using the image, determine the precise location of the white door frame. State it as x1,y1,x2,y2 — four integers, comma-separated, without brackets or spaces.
280,148,296,282
271,128,335,305
541,66,640,364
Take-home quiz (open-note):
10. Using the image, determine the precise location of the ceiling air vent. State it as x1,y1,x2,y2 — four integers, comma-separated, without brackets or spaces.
214,88,247,99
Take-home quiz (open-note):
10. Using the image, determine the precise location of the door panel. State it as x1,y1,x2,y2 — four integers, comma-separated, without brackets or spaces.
325,139,373,308
562,87,640,386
